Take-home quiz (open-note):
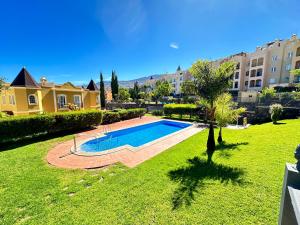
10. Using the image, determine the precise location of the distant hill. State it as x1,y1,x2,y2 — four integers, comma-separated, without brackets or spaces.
99,74,163,89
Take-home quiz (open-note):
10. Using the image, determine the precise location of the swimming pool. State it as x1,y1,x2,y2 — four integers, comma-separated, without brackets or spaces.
79,120,191,153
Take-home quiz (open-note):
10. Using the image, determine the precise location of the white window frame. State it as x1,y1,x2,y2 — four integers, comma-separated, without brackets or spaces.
73,95,81,108
2,95,6,104
285,64,291,71
28,94,38,105
271,67,276,73
272,56,278,61
9,95,15,105
57,94,67,109
288,52,293,58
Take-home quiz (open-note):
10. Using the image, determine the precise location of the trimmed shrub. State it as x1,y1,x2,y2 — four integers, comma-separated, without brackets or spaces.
0,110,103,143
102,111,121,124
152,110,164,116
269,104,283,124
163,104,197,118
102,108,146,124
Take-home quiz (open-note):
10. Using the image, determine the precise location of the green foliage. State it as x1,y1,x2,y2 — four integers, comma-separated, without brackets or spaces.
290,69,300,76
260,87,276,103
0,76,5,91
0,110,103,143
181,80,196,96
0,111,9,118
164,104,197,118
152,80,171,103
215,93,246,128
0,119,299,224
117,88,130,103
189,60,235,162
190,60,235,106
151,110,164,116
129,81,140,102
269,104,283,124
111,70,119,100
100,72,106,107
215,93,246,143
102,108,146,124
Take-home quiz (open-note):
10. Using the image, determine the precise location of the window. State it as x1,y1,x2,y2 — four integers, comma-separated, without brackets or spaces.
285,64,291,71
256,68,263,77
288,52,293,58
246,71,249,77
245,81,248,87
257,57,264,66
271,67,276,73
73,95,81,108
57,95,67,108
296,61,300,69
9,95,15,105
28,94,37,105
297,47,300,57
250,80,255,87
236,63,240,70
272,56,278,61
235,72,239,79
255,79,262,87
234,82,238,89
269,78,276,84
251,59,257,67
247,61,250,67
250,70,256,77
2,96,6,104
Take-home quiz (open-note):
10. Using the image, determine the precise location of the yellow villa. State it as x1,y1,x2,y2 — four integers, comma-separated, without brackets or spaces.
0,68,100,115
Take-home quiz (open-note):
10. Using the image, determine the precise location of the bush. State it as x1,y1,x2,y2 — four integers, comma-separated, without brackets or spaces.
163,104,197,118
102,111,121,124
102,108,146,124
269,104,283,124
0,110,103,143
152,110,164,116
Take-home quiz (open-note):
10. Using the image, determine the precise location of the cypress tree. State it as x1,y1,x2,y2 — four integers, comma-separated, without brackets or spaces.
111,71,115,100
114,71,119,95
100,72,105,107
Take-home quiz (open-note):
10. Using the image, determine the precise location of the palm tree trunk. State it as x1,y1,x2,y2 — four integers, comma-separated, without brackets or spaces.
217,127,223,144
207,122,215,164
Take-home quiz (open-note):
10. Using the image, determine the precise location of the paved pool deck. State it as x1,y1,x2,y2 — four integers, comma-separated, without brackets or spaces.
47,116,205,169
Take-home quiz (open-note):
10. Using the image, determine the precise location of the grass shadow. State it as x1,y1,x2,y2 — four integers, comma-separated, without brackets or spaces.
0,127,97,152
168,157,245,209
201,142,249,159
274,122,286,125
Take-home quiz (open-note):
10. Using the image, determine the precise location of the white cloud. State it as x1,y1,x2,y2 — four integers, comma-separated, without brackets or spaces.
170,42,179,49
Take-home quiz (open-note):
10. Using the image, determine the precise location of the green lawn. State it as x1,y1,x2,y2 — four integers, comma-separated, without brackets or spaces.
0,119,299,225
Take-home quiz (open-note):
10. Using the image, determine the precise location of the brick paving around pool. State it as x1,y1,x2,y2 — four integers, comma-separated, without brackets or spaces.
47,116,205,169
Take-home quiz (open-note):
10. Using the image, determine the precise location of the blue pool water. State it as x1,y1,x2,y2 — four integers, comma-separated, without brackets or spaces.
80,120,191,153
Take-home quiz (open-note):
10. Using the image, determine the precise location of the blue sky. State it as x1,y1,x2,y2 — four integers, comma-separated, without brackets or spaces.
0,0,299,84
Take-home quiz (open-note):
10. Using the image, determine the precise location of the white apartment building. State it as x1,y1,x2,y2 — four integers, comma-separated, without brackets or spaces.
214,34,300,93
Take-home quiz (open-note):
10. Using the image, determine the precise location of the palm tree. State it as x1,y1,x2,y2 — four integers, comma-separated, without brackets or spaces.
189,60,235,163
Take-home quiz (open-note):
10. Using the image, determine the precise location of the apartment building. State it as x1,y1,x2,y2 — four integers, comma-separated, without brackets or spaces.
214,34,300,93
0,68,100,115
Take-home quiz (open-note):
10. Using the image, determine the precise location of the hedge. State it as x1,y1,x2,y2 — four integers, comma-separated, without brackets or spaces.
102,108,146,124
163,104,198,118
0,110,103,143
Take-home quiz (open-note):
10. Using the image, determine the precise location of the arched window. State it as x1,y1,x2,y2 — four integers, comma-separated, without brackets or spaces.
296,47,300,57
28,94,37,105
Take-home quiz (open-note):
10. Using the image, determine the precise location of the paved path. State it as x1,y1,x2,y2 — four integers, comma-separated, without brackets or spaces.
47,116,205,169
